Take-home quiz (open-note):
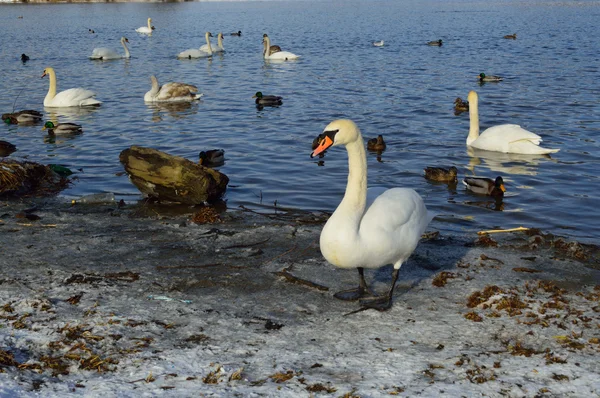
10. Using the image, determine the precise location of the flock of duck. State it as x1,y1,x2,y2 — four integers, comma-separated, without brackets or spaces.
2,23,561,312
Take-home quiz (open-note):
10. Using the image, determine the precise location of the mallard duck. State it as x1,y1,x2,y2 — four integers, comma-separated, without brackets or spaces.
427,39,442,46
89,29,95,34
0,140,17,156
230,31,241,36
454,97,469,112
21,54,29,62
253,92,283,106
424,166,458,183
478,73,503,82
367,135,386,151
42,121,83,136
373,40,384,47
463,176,505,198
3,110,43,125
198,149,225,167
504,33,517,39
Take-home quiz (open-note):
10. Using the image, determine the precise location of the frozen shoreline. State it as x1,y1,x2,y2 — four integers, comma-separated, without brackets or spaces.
1,199,599,396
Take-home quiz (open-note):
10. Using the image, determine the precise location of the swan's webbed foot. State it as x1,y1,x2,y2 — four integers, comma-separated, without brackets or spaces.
333,287,375,301
334,267,373,301
358,295,394,311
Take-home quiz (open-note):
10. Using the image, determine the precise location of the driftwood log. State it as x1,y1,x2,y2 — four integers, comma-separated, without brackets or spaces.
119,146,229,204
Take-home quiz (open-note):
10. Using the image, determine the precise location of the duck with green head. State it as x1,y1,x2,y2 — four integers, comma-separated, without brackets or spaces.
42,121,83,136
463,176,505,198
3,110,43,125
478,73,503,82
252,92,283,106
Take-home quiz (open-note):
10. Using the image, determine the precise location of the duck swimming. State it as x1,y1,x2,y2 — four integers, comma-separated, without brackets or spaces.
253,92,283,106
427,39,442,46
463,176,505,198
42,121,83,136
478,73,503,82
504,33,517,39
21,54,29,62
454,97,469,112
230,31,241,36
198,149,225,167
3,110,43,125
0,140,17,156
366,135,386,151
424,166,458,183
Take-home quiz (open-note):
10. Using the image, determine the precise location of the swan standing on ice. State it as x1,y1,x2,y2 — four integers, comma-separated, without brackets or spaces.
263,35,299,61
136,18,154,34
310,120,434,311
90,37,131,60
466,91,560,154
177,32,213,59
41,67,101,107
144,75,202,103
200,32,224,53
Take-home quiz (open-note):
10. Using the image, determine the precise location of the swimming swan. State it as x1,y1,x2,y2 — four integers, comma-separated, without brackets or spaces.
90,37,130,60
136,18,153,34
144,75,202,103
263,35,299,60
200,32,224,53
178,32,213,59
262,34,281,55
41,67,101,107
310,119,434,311
466,91,559,154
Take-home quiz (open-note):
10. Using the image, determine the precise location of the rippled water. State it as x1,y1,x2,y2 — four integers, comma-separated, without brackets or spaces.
1,0,599,242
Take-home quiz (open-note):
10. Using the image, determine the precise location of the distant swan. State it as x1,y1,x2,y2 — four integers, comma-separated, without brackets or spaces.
90,37,130,60
263,35,299,61
310,119,434,311
42,67,101,107
144,75,202,103
200,32,224,53
373,40,384,47
136,18,153,34
177,32,213,59
466,90,559,154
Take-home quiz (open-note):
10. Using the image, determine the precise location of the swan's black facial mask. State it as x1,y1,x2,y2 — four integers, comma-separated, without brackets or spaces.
310,129,338,158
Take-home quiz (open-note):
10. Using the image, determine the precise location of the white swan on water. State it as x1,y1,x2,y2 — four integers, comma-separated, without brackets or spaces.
178,32,213,59
467,90,559,155
90,37,130,60
136,18,153,34
310,119,434,311
143,75,202,103
263,35,299,61
42,67,101,107
200,32,224,53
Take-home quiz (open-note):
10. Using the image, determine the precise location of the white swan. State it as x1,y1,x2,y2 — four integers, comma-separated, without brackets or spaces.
263,35,299,61
467,91,559,154
90,37,130,60
42,67,101,107
200,32,224,53
310,120,434,311
136,18,153,34
177,32,213,59
373,40,384,47
144,75,202,103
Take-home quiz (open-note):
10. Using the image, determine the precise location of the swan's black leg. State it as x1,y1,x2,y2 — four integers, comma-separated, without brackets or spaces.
358,268,400,311
334,268,374,301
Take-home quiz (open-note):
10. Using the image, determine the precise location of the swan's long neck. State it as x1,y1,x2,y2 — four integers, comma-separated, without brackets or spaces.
121,38,130,58
205,33,212,55
147,18,152,30
46,68,57,101
264,36,271,59
331,133,368,234
467,94,480,146
217,34,223,49
149,76,159,98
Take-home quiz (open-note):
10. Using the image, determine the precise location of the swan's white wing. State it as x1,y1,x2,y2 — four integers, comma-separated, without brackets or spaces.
473,124,559,154
47,88,101,107
155,83,201,102
90,47,119,60
177,49,210,58
136,27,152,34
266,51,299,60
359,188,431,268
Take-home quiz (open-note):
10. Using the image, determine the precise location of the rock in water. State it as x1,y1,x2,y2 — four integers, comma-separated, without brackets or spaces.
119,146,229,204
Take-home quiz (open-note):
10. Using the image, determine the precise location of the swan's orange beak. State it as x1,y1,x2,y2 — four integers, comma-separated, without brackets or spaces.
310,135,333,158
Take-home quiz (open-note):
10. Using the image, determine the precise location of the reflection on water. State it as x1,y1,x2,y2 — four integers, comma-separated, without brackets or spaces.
45,107,100,122
147,102,199,122
466,146,556,176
